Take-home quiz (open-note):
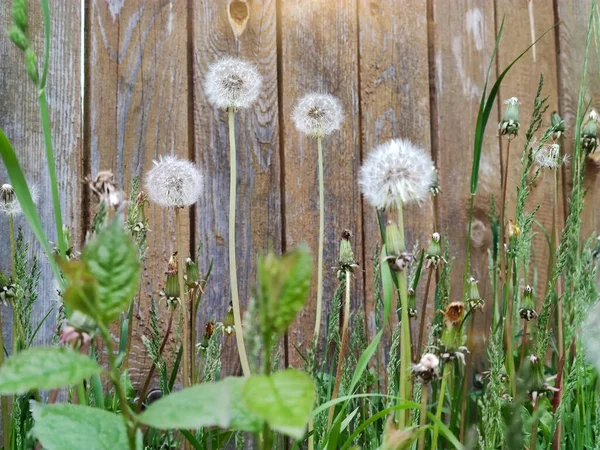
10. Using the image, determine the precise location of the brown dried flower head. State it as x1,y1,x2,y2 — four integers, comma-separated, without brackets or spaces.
443,301,465,325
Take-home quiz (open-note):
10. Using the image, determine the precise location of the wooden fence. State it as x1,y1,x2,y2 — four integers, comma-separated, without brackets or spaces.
0,0,599,388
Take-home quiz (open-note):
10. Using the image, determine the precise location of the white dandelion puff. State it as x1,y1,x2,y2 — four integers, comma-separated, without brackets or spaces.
144,156,203,208
359,139,436,209
589,109,600,122
533,142,568,169
204,57,262,110
0,182,38,217
292,93,344,137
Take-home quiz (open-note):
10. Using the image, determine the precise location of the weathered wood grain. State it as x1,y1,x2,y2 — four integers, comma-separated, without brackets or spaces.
358,0,433,365
280,0,363,366
495,0,560,306
556,1,600,241
192,0,281,375
88,0,190,387
430,0,501,354
0,0,82,348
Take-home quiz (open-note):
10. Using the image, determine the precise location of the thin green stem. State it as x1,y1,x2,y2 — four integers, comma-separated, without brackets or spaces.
418,385,429,450
460,314,477,443
189,287,196,384
8,217,15,279
228,107,251,377
174,208,191,387
396,204,411,428
417,269,434,355
38,91,66,259
261,332,272,450
504,258,516,398
432,364,451,449
314,135,325,343
98,324,137,450
0,307,8,450
530,396,539,450
463,194,475,299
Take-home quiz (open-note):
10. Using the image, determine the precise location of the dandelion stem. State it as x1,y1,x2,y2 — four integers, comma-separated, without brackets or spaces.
460,312,477,443
396,204,412,427
328,270,351,427
418,385,429,450
8,216,15,279
314,135,325,344
0,310,8,450
530,396,539,450
520,320,529,369
417,268,434,355
228,107,251,377
175,208,191,387
499,138,512,284
432,363,450,449
189,287,196,384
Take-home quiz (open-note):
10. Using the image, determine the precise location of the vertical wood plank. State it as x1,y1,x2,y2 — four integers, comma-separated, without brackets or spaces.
192,0,281,375
0,1,82,347
88,0,190,386
556,1,600,241
280,0,363,365
430,0,500,351
358,0,433,360
494,0,560,301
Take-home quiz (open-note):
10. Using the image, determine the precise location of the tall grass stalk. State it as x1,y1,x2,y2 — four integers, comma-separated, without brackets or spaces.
417,386,429,450
432,363,450,449
228,106,251,377
314,135,325,343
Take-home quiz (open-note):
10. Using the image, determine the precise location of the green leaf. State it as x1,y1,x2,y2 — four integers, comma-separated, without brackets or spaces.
31,402,128,450
0,346,101,395
258,244,313,336
380,245,394,325
227,377,263,433
82,217,140,324
243,369,315,439
138,377,233,430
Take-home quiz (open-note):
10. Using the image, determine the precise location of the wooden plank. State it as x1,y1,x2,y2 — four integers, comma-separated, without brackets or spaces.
358,0,433,363
192,0,281,375
430,0,500,352
280,0,362,366
556,1,600,241
494,0,560,305
0,1,82,347
88,0,190,387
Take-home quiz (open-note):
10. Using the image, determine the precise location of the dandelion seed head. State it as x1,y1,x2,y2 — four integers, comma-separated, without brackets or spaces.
419,353,439,370
204,58,262,109
534,142,567,169
292,93,344,137
359,139,436,208
505,97,520,106
0,182,38,217
144,156,203,208
589,109,600,122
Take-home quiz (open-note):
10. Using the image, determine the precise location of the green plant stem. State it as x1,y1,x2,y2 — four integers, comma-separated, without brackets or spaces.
228,107,251,377
261,333,272,450
504,258,516,398
0,308,8,450
530,396,539,450
189,286,197,384
98,324,137,450
464,194,475,297
175,208,191,388
314,135,325,344
417,268,434,355
38,90,66,259
8,216,15,279
77,381,87,406
519,320,529,369
328,270,351,427
396,204,411,428
460,313,477,443
432,364,450,449
418,385,429,450
499,138,512,285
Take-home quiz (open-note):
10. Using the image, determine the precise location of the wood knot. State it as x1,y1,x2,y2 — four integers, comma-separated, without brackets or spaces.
470,219,488,249
228,0,250,39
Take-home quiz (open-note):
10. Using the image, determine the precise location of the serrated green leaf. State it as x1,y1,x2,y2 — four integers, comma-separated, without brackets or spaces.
82,217,140,324
259,244,313,336
0,346,101,395
31,402,128,450
243,369,315,439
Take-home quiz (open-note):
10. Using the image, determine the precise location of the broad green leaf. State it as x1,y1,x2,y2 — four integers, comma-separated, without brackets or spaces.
82,217,140,324
31,402,128,450
138,378,233,429
0,346,101,394
258,244,313,336
243,369,315,439
226,377,262,433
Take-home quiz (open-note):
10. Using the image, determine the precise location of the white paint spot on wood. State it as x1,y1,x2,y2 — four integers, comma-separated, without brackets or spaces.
167,2,173,35
528,0,537,62
451,36,480,98
466,8,484,51
106,0,125,22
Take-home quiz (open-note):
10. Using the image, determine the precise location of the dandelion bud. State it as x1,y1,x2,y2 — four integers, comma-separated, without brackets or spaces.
407,287,417,319
198,321,215,352
204,57,262,110
336,229,358,280
185,257,200,287
12,0,28,30
581,110,599,154
429,170,440,196
425,232,443,269
0,272,17,307
519,285,537,321
25,47,38,84
466,277,483,311
360,139,436,209
224,303,235,336
1,182,37,218
144,156,203,208
499,97,520,138
384,222,411,272
292,93,344,138
8,24,28,51
551,111,566,139
441,301,465,351
160,254,180,306
507,219,520,238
